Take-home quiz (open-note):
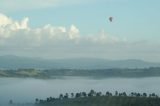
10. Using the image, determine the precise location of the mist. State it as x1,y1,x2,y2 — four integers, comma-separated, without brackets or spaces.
0,77,160,105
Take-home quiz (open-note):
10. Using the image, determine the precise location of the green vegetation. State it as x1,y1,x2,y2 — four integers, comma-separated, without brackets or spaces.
1,67,160,79
35,90,160,106
0,69,48,78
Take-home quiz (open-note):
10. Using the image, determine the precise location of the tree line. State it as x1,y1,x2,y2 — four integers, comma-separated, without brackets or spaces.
35,90,160,106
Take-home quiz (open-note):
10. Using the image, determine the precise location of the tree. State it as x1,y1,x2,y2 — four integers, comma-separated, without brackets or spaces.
47,97,50,102
106,91,110,96
136,93,141,97
122,92,127,96
131,92,134,97
64,93,69,99
151,93,156,97
9,100,13,105
142,93,147,97
35,98,39,103
96,92,102,96
115,91,118,96
88,90,96,96
59,94,64,100
71,93,74,98
76,93,81,98
82,92,87,97
109,92,112,96
39,99,44,104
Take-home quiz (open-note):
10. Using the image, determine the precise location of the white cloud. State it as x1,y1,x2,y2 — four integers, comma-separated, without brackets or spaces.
0,13,122,47
0,13,29,39
0,13,29,30
68,25,79,40
0,13,12,26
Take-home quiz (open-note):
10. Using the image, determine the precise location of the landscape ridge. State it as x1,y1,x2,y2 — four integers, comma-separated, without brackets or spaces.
0,55,160,69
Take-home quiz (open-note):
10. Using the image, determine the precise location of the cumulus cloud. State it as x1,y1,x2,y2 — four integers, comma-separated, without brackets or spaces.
69,25,79,40
0,13,29,30
0,13,12,26
0,13,29,40
0,13,123,48
0,13,125,58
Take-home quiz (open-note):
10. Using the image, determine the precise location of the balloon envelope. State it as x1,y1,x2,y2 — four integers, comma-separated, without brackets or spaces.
109,17,113,22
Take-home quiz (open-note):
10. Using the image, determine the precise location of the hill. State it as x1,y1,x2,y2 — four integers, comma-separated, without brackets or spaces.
35,90,160,106
0,55,160,69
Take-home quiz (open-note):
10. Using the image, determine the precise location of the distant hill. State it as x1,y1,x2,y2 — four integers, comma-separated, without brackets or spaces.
0,55,160,69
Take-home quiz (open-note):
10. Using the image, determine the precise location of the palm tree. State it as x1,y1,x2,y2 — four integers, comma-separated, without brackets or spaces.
75,93,81,98
115,91,118,96
131,92,134,97
109,92,112,96
47,97,50,102
59,94,64,100
136,93,141,97
9,100,13,104
71,93,74,98
35,98,39,103
106,91,110,96
89,89,96,96
39,99,44,104
142,93,147,97
96,92,102,96
122,92,127,96
82,92,87,97
64,93,69,99
151,93,156,97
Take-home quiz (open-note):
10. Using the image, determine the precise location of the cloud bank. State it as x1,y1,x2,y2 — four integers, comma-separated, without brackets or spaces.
0,13,159,62
0,13,123,47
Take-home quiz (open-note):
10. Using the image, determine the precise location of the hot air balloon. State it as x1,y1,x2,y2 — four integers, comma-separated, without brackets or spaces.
109,17,113,22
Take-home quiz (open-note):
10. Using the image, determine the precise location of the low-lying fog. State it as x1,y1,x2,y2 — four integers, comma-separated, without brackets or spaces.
0,77,160,105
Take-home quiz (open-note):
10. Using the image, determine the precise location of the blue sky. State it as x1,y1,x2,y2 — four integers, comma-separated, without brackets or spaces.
0,0,160,61
3,0,159,41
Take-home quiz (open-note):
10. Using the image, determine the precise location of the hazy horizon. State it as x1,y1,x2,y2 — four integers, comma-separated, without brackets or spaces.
0,54,159,63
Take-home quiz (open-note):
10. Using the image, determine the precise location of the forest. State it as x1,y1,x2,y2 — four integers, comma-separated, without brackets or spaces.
33,90,160,106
